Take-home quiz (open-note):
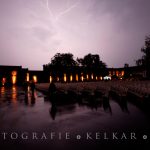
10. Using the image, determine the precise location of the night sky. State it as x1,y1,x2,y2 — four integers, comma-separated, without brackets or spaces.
0,0,150,70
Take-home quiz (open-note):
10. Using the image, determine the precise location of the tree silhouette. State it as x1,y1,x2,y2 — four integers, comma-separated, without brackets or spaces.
77,53,106,68
43,53,77,82
77,53,107,77
43,52,107,82
136,35,150,78
51,53,77,67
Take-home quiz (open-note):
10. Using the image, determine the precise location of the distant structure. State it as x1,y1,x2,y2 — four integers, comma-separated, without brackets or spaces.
0,65,147,86
0,65,43,86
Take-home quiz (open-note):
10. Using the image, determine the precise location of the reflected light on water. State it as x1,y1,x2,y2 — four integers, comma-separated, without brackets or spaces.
12,86,17,103
1,86,5,95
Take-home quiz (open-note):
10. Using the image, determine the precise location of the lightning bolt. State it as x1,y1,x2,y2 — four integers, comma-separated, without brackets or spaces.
45,0,79,22
55,1,79,21
46,0,55,20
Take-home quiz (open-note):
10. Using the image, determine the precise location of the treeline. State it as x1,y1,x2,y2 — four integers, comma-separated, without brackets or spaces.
43,53,108,78
136,35,150,78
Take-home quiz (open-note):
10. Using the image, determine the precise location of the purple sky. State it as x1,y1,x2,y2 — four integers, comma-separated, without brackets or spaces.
0,0,150,70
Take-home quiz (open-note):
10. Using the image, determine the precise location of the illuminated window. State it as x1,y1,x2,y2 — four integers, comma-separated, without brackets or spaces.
96,76,98,80
33,76,37,83
121,71,124,76
81,76,84,82
70,75,73,82
64,74,67,82
12,71,17,84
76,74,78,82
86,74,89,80
50,76,52,83
116,71,119,77
100,76,103,80
109,71,111,76
91,74,94,80
12,71,17,76
81,73,84,82
26,73,29,82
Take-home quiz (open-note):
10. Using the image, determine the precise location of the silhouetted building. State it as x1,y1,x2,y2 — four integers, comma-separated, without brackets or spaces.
0,65,147,86
0,65,28,86
108,66,146,80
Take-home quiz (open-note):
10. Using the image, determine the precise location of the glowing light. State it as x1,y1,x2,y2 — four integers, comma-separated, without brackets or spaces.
70,75,73,82
104,76,111,80
109,71,111,76
1,86,5,94
12,71,17,85
12,71,17,76
50,76,52,83
96,76,98,80
12,76,17,84
76,74,78,82
57,77,59,82
100,76,103,80
64,74,67,82
86,74,89,80
81,76,84,82
121,71,124,76
116,71,119,77
26,73,29,82
91,74,94,80
33,76,37,83
2,78,6,86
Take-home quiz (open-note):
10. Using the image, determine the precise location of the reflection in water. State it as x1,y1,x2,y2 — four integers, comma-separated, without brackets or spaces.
0,86,149,123
0,86,149,150
102,96,112,114
46,91,112,120
12,86,17,103
31,92,35,105
0,86,37,106
0,84,149,148
119,97,129,113
1,86,5,95
24,90,36,106
111,96,129,113
0,87,5,102
49,104,57,120
24,92,29,105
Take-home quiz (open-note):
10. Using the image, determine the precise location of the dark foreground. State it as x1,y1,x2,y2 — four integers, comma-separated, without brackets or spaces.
0,86,149,150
